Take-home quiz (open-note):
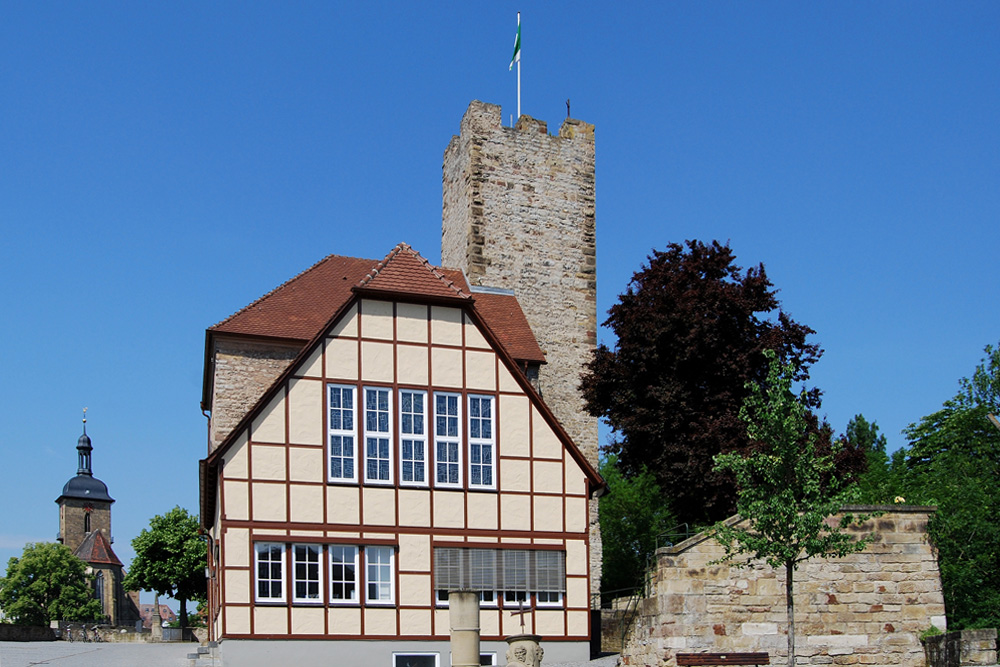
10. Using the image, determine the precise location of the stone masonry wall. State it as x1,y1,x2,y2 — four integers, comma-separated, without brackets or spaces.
209,336,302,451
442,100,601,599
923,628,998,667
622,507,947,667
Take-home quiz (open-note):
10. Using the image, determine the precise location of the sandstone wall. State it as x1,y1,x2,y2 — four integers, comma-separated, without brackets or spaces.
923,629,998,667
209,336,302,451
622,507,947,667
442,100,601,600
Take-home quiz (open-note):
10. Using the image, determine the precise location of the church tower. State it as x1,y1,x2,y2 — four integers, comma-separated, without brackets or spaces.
56,414,114,551
442,101,601,596
55,413,139,625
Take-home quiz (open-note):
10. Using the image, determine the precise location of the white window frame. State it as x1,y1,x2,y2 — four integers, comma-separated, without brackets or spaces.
292,543,322,603
435,589,497,608
434,392,462,488
364,387,393,484
393,654,440,667
399,389,428,487
254,542,286,603
365,546,395,605
467,394,496,489
328,384,358,483
535,590,564,607
503,590,528,606
329,545,359,604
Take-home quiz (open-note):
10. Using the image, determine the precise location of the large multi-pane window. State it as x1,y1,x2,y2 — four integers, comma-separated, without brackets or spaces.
293,544,322,602
329,546,358,603
328,385,357,482
364,388,392,483
326,382,501,490
366,546,394,604
399,390,427,485
468,395,495,489
434,393,461,487
255,543,394,607
255,543,285,602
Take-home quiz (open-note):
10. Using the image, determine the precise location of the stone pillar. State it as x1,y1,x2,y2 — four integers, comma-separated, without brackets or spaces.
449,590,480,667
506,634,544,667
150,596,162,642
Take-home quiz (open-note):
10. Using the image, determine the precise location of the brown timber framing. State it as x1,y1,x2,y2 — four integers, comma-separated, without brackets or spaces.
201,280,603,644
201,288,604,530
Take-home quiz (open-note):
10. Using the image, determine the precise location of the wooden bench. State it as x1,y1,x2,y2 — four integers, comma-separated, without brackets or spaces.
676,653,769,666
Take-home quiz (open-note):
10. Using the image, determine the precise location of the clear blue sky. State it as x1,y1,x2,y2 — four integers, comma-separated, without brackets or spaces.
2,3,998,607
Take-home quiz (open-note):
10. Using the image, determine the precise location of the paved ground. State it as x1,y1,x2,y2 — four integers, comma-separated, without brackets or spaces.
0,641,619,666
548,653,620,667
0,641,194,667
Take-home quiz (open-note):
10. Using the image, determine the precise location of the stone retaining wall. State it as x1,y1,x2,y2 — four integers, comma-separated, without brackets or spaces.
0,624,56,641
621,507,946,666
924,628,998,667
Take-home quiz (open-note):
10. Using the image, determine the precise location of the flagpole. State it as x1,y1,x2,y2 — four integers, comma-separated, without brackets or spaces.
510,11,521,124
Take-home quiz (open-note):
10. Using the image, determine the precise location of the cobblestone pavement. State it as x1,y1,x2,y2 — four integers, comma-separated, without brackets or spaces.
0,641,193,667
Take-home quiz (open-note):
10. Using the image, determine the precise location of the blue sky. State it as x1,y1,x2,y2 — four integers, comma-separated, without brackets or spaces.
2,3,998,608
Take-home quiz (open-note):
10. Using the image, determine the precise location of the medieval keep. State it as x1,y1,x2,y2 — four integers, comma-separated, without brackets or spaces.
55,417,140,626
199,102,602,665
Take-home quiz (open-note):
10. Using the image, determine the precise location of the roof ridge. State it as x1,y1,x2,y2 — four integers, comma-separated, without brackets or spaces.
357,242,469,299
210,252,376,331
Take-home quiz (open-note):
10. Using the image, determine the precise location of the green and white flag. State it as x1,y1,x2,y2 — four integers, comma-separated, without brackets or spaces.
509,13,521,71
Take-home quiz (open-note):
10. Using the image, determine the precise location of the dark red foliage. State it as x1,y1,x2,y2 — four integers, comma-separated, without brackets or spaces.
581,240,849,526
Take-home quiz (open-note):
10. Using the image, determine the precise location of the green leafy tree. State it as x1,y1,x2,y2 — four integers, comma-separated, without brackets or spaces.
844,414,904,503
901,342,1000,629
580,240,856,526
598,454,676,600
0,542,103,625
713,351,871,667
123,507,206,629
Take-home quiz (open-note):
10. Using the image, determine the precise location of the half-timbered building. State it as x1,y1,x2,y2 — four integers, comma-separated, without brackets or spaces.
199,243,604,666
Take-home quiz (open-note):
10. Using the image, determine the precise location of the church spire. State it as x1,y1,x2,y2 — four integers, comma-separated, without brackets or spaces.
77,407,93,476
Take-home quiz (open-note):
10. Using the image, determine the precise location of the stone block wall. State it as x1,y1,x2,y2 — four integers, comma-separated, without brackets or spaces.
621,507,947,667
208,336,302,451
442,100,601,599
924,629,998,667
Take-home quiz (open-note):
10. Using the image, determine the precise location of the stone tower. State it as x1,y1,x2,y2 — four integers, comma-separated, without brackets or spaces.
442,100,600,597
56,420,114,552
55,418,140,626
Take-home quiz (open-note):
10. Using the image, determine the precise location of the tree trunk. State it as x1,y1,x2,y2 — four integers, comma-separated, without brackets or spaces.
786,561,795,667
179,597,188,630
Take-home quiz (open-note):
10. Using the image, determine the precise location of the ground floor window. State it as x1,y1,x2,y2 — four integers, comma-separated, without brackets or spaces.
253,541,393,607
392,654,495,667
393,654,438,667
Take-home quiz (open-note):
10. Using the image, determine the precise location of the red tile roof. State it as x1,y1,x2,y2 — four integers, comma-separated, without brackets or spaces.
73,530,122,567
471,290,546,364
211,254,377,340
357,244,469,301
209,243,544,364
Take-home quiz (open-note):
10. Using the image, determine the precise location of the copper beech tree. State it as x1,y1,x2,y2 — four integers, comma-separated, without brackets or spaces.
580,240,850,526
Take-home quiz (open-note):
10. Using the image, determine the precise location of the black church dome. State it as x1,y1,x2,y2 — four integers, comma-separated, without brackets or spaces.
57,474,114,503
